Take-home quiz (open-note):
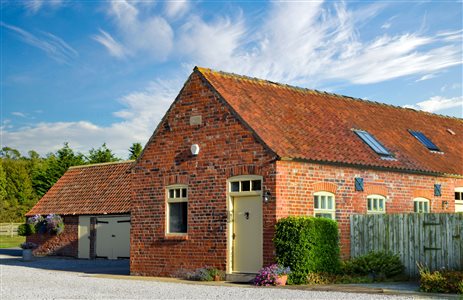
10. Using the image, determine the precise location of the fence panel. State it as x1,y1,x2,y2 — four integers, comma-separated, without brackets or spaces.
0,223,22,236
350,213,463,277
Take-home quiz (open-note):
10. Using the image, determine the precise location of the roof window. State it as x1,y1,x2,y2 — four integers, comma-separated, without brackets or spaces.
408,130,440,152
354,130,393,158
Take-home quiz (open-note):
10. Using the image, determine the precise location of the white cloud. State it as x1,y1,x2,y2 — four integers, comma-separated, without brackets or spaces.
23,0,63,14
1,22,78,64
11,112,27,118
92,29,126,58
404,96,463,115
416,74,437,82
165,0,190,19
94,0,174,61
2,79,183,158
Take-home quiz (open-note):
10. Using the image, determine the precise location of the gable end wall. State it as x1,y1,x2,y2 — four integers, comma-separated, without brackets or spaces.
130,72,277,276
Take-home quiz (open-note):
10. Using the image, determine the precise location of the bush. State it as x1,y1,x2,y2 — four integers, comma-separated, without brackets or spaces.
306,272,374,284
17,223,36,236
27,214,64,235
274,216,340,284
418,265,463,294
341,251,404,279
187,267,224,281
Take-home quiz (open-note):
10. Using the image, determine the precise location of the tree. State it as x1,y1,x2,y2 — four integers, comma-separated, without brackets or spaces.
128,142,143,160
33,143,86,197
0,160,7,203
87,143,120,164
0,147,21,159
1,158,37,221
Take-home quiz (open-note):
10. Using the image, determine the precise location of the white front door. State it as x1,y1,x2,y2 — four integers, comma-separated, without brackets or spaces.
233,196,263,273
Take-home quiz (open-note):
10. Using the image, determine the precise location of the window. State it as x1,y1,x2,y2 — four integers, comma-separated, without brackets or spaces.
354,130,393,158
456,188,463,213
367,195,386,214
413,197,430,213
229,179,262,193
409,130,440,152
166,185,188,234
314,192,335,219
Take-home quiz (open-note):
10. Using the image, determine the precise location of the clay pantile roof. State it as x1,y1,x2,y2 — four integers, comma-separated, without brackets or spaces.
26,161,133,216
196,67,463,176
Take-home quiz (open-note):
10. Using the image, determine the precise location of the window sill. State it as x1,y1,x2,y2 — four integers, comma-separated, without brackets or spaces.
164,234,188,241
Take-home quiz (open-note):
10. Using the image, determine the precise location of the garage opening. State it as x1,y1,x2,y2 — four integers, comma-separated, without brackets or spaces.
78,215,130,259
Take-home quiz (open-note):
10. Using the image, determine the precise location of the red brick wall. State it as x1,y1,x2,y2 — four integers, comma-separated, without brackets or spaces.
27,216,78,257
275,160,458,258
130,72,277,276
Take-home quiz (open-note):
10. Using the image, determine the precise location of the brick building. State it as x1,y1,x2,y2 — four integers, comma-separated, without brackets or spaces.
26,161,132,259
130,67,463,277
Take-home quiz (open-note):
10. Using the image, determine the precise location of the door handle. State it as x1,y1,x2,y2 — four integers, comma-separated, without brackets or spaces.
112,234,116,237
244,212,249,220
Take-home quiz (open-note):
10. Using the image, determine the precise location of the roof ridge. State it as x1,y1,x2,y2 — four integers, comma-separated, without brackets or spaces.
68,160,135,170
194,66,462,122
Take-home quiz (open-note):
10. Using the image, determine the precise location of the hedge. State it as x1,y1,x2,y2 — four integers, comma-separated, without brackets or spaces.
274,216,340,284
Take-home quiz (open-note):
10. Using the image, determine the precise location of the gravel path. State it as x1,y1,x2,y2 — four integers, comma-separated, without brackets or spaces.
0,254,414,300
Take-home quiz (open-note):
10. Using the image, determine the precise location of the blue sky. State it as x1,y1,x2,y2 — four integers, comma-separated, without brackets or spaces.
1,0,462,158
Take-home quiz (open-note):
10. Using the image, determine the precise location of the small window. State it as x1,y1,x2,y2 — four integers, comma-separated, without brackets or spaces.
229,179,262,192
456,188,463,213
409,130,440,152
367,195,386,214
414,197,430,213
354,130,392,157
314,192,335,220
167,185,188,234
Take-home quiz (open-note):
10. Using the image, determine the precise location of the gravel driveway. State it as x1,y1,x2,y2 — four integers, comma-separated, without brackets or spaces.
0,252,415,299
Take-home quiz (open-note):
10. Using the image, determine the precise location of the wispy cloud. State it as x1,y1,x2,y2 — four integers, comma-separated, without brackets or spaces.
1,22,78,64
404,96,463,114
416,74,437,82
2,78,183,157
165,0,190,19
11,112,27,118
23,0,63,14
94,0,173,61
92,29,126,58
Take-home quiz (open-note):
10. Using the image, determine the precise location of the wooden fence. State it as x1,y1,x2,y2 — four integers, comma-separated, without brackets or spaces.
350,213,463,277
0,223,22,236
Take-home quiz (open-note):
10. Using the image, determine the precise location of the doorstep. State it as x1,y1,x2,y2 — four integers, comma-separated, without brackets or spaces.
225,272,256,283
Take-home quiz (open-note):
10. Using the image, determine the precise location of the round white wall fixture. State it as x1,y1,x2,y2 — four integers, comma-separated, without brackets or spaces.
191,144,200,156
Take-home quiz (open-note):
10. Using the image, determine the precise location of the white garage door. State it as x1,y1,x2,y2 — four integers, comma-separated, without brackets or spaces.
96,215,130,259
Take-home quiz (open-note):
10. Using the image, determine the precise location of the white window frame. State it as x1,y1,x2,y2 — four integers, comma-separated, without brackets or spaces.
367,194,386,214
455,187,463,212
166,184,188,235
413,197,430,213
313,191,336,220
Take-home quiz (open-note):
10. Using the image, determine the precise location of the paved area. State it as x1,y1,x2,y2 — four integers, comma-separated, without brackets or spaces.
0,251,455,299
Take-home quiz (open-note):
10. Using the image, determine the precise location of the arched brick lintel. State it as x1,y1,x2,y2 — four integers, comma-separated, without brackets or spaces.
164,175,190,186
313,182,338,194
412,189,433,200
364,184,388,197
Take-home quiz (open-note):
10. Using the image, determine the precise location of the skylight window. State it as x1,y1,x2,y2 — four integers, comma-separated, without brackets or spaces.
354,130,392,157
409,130,440,152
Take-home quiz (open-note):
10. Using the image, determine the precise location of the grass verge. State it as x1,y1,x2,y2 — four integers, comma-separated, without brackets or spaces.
0,235,25,248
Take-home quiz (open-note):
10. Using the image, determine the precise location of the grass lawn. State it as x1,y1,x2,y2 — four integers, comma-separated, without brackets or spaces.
0,236,25,248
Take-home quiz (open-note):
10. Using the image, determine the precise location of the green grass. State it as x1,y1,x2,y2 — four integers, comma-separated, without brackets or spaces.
0,235,25,248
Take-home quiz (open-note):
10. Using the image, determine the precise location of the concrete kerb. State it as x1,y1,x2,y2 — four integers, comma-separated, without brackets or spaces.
91,274,460,299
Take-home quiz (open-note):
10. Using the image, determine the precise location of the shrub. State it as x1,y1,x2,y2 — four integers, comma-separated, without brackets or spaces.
20,242,38,249
187,267,224,281
17,223,36,236
418,265,463,294
341,251,404,279
27,214,64,235
254,264,291,286
274,216,340,284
